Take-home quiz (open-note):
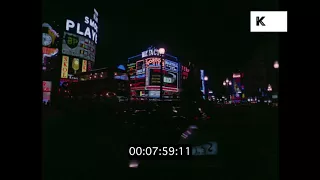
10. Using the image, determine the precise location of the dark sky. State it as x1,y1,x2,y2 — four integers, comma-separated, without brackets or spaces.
43,0,279,92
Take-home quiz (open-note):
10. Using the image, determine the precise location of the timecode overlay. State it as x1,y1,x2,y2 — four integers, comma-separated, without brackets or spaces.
128,145,192,160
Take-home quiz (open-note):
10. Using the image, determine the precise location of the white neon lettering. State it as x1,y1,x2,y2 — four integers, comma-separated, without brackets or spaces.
66,20,75,31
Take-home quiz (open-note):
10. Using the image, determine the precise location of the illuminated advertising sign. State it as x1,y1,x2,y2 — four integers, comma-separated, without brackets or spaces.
181,65,190,80
65,9,99,44
232,74,242,101
43,80,60,103
200,69,205,99
127,63,136,76
61,56,69,78
147,69,178,89
68,57,88,75
142,47,161,58
87,61,92,71
148,90,160,98
136,60,145,75
145,58,163,68
42,23,59,71
233,73,241,78
165,60,178,72
129,61,145,88
82,60,87,72
42,23,59,47
148,69,162,86
62,32,96,62
164,72,178,88
43,81,52,92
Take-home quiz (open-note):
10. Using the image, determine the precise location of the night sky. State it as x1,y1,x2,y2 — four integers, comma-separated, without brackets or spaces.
43,0,279,93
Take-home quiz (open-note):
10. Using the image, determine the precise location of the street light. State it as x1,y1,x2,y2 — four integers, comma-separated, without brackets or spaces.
204,76,208,81
274,61,279,69
159,48,165,100
223,78,232,103
273,61,279,93
204,76,209,100
267,84,272,92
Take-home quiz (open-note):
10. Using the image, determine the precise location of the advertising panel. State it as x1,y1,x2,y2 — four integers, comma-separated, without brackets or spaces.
200,69,205,99
61,56,69,78
164,71,178,88
147,69,178,89
165,60,178,72
136,60,145,75
43,81,52,92
145,57,163,68
42,23,59,71
232,73,242,101
82,60,87,72
43,81,52,103
127,63,136,76
142,47,161,58
148,69,162,86
65,9,99,44
181,65,190,80
87,61,92,72
148,90,160,98
62,32,96,62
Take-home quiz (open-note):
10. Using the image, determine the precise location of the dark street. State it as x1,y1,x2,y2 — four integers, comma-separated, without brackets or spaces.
43,104,278,179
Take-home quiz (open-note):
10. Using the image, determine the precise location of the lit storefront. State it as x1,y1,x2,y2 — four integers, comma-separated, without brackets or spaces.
127,46,181,101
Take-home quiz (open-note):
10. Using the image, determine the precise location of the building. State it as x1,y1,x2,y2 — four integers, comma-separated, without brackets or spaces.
42,8,100,103
70,66,129,100
127,46,183,101
230,72,245,103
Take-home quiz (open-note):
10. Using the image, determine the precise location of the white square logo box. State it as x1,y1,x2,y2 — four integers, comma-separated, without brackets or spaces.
250,11,287,32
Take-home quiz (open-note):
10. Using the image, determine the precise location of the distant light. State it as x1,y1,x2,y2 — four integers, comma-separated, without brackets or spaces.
228,81,232,85
117,64,126,70
274,61,279,69
223,81,226,86
225,79,229,83
129,160,139,168
204,76,208,81
159,48,165,55
233,73,241,78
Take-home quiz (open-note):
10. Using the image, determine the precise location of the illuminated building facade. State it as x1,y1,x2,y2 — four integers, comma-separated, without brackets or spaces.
127,46,182,100
231,72,245,103
42,7,100,103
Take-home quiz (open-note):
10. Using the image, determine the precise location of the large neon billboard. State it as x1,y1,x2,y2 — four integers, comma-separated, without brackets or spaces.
65,9,99,44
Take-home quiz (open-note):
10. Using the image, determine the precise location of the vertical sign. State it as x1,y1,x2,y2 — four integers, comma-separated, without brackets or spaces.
82,60,87,72
200,69,205,99
87,61,92,72
61,56,69,78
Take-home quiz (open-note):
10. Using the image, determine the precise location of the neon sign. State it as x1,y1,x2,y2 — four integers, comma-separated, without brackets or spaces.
65,9,99,44
165,60,178,72
142,47,161,58
200,69,205,99
145,58,164,68
233,73,241,78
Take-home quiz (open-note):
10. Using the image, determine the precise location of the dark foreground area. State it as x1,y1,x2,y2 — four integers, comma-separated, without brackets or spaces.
43,103,278,179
